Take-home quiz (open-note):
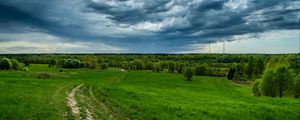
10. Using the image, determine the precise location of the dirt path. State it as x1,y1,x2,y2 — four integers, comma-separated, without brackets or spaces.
66,84,128,120
67,84,84,120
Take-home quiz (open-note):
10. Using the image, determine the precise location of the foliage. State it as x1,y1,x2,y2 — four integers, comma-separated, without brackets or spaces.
194,65,207,76
294,74,300,98
254,57,264,78
184,67,193,81
260,70,278,97
48,59,57,68
130,59,144,70
0,58,12,70
227,65,236,80
252,79,261,96
10,59,20,70
100,63,109,70
22,67,29,71
177,63,186,74
145,61,153,70
63,59,82,68
153,62,161,72
246,57,255,79
168,61,175,73
274,66,292,97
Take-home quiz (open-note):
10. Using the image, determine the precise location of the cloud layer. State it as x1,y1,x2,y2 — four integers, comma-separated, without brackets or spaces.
0,0,299,53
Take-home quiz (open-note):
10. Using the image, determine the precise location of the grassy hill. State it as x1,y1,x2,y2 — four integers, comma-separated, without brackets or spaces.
0,64,299,120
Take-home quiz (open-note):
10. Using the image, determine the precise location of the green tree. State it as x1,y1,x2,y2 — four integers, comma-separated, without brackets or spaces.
184,67,193,81
274,66,292,98
194,65,207,76
227,65,236,80
177,63,186,74
63,59,81,68
130,59,144,70
254,58,264,77
153,62,161,72
10,59,20,70
168,61,175,73
48,59,57,68
100,63,108,70
252,79,261,96
145,61,153,70
294,74,300,98
260,70,278,97
23,59,30,66
0,58,12,70
246,57,255,79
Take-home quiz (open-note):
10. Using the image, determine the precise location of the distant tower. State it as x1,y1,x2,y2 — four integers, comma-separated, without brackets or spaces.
223,40,225,54
208,41,211,54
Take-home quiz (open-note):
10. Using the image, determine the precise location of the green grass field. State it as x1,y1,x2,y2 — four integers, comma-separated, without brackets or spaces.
1,64,300,120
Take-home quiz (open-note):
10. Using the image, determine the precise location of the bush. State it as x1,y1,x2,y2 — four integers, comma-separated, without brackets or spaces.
274,66,292,98
130,59,144,70
294,74,300,98
194,65,207,76
22,67,29,71
153,63,161,72
100,63,108,70
177,63,186,73
10,59,20,70
49,59,56,68
260,70,278,97
227,65,236,80
80,62,86,68
23,59,30,66
0,58,12,70
252,79,261,96
168,61,175,73
145,61,153,70
184,67,193,81
63,59,81,68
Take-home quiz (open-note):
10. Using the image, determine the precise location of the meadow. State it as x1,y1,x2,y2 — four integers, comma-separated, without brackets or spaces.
1,64,299,120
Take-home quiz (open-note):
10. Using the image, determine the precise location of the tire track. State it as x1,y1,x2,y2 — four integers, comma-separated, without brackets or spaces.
67,84,84,120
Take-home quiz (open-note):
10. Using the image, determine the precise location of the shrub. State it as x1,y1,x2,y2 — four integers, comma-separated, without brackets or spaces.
260,70,278,97
227,65,236,80
23,59,30,66
294,74,300,98
130,59,144,70
177,63,186,73
48,59,56,68
80,62,86,68
0,58,12,70
100,63,108,70
10,59,20,70
145,61,153,70
63,59,81,68
252,79,261,96
168,61,175,73
22,67,29,71
153,63,161,72
274,66,292,98
184,67,193,81
194,65,207,76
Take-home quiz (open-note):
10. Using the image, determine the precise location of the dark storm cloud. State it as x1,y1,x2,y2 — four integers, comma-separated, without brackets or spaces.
0,0,299,52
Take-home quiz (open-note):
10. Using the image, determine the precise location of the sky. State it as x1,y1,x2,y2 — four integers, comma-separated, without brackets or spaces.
0,0,299,54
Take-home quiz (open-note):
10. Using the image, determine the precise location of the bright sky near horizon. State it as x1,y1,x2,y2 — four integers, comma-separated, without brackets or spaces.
0,0,299,53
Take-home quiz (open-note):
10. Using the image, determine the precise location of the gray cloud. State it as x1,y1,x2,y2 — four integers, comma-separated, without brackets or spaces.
0,0,299,53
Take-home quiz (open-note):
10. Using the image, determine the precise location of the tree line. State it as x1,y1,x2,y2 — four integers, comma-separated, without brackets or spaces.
0,54,299,98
